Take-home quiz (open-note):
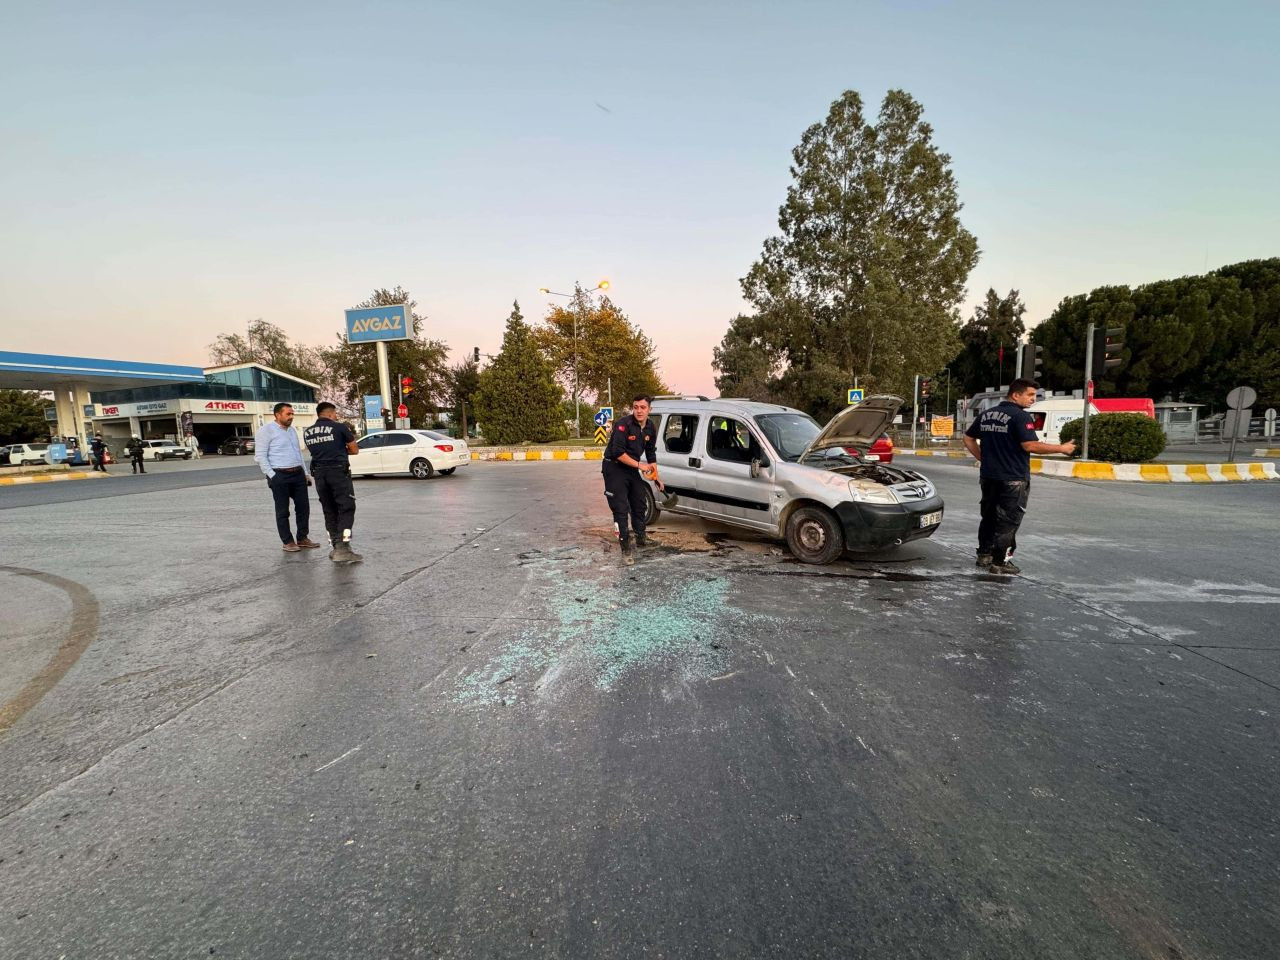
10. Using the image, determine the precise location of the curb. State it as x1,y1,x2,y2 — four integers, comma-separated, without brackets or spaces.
469,448,604,462
0,471,107,486
1254,448,1280,457
1032,459,1278,483
896,450,1278,482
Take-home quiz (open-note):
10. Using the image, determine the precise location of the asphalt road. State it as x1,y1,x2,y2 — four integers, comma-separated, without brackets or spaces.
1,459,1277,959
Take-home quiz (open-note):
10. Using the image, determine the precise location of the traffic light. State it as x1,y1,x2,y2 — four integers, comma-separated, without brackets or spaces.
401,375,414,397
381,407,393,430
473,347,480,363
1091,326,1125,375
920,378,932,401
1019,343,1044,381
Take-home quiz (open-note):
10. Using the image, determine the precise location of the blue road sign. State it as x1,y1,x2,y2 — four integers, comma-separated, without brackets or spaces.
345,304,411,343
594,407,614,426
364,395,383,420
847,389,865,405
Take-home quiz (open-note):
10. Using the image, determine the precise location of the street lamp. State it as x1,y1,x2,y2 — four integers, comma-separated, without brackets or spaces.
538,280,610,437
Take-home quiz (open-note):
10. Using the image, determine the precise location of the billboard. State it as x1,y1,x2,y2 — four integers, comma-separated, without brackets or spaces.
345,304,411,343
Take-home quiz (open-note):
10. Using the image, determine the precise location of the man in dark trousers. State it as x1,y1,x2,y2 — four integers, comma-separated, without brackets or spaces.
253,402,321,553
126,436,146,474
963,378,1076,575
602,395,662,562
90,434,109,473
303,402,362,564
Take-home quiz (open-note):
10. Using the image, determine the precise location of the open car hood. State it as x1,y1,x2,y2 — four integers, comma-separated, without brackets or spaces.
798,394,903,461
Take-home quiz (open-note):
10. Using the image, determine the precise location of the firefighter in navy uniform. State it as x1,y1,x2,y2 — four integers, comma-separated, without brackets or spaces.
302,402,363,564
602,395,663,560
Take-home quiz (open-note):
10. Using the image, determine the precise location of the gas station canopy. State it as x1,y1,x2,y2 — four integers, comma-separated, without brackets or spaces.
0,351,206,391
0,350,207,444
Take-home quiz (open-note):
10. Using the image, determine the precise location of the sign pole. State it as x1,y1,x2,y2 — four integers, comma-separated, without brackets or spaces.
1082,323,1095,461
911,374,920,449
376,342,392,416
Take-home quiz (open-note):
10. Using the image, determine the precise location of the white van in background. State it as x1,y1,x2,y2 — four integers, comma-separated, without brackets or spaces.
1029,398,1155,445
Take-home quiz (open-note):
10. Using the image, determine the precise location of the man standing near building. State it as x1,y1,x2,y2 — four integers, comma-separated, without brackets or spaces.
962,378,1076,575
602,395,662,562
303,402,362,564
90,434,109,473
254,402,321,554
126,436,146,475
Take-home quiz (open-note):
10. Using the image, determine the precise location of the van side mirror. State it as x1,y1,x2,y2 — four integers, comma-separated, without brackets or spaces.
750,457,766,479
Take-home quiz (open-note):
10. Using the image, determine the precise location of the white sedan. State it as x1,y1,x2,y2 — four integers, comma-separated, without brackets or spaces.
354,429,470,479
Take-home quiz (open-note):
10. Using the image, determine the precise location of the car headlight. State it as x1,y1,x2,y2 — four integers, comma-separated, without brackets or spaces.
848,481,898,504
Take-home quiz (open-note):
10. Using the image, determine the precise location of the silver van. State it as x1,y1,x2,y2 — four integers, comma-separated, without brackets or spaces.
643,396,944,564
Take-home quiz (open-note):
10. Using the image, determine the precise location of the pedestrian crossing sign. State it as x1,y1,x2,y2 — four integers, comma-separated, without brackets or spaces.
847,388,865,404
593,426,608,444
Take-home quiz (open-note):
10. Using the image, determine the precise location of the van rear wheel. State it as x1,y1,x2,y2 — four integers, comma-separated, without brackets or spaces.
785,506,844,565
643,487,661,527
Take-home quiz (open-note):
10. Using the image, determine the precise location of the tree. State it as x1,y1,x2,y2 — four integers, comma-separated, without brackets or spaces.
1030,261,1278,407
731,88,979,422
448,358,481,438
711,314,785,401
0,390,54,444
322,287,450,426
473,302,567,444
953,289,1027,394
534,288,668,411
208,319,326,384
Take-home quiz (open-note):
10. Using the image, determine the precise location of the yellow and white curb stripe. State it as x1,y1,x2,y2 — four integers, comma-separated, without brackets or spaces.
1031,459,1278,482
0,471,107,486
470,448,604,462
1254,448,1280,457
897,450,1277,482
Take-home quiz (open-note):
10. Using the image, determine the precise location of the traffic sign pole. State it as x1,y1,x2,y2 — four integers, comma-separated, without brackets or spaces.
1082,323,1095,461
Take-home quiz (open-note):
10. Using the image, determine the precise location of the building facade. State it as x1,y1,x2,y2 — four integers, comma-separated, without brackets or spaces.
88,363,320,453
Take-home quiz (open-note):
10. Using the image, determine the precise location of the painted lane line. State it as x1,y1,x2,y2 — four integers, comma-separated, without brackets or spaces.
313,746,361,773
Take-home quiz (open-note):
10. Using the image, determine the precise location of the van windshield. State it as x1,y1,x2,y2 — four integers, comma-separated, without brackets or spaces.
753,413,822,462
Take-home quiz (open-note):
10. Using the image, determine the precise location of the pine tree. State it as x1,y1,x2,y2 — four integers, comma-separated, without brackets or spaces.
474,302,568,444
731,89,979,422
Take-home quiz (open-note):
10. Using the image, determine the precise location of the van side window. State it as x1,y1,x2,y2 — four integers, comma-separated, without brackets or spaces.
663,414,699,454
707,416,761,464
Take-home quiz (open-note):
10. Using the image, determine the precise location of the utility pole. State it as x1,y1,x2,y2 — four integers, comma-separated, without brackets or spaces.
911,374,920,449
1082,323,1095,461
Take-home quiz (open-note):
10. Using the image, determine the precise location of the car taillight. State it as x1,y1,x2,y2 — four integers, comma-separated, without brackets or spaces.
434,444,454,452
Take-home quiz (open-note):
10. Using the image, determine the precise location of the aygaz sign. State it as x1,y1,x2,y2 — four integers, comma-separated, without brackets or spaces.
344,304,411,344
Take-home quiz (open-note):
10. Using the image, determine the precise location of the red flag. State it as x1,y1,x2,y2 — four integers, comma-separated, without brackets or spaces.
998,345,1004,363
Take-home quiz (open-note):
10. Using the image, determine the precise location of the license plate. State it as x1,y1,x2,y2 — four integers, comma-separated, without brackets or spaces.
918,510,942,528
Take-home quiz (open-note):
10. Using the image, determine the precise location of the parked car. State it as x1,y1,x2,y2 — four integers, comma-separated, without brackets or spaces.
846,435,894,463
6,443,52,465
220,437,255,456
354,430,470,479
142,440,192,461
645,396,943,564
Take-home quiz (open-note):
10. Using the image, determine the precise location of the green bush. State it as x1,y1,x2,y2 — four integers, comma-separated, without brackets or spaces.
1058,414,1166,463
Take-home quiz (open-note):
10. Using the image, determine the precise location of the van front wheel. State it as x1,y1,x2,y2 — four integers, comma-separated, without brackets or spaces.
785,506,844,565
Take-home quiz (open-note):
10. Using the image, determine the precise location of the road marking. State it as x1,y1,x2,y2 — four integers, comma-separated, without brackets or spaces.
313,746,361,773
0,567,100,735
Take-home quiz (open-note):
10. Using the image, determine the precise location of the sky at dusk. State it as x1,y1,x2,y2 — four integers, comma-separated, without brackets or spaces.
2,0,1277,397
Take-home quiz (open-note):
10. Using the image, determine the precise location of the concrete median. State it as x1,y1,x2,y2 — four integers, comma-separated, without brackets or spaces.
896,449,1278,482
469,448,604,462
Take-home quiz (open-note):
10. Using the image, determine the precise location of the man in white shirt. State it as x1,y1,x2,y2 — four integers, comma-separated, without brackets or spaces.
253,403,321,553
